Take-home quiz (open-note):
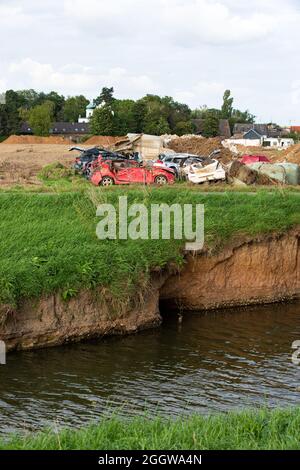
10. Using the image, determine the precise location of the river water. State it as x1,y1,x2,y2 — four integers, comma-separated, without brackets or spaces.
1,302,300,435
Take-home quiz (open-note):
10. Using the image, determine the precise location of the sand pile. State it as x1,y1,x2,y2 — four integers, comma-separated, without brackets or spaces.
235,143,300,164
84,136,122,146
273,143,300,164
168,136,233,163
0,144,74,187
3,135,68,144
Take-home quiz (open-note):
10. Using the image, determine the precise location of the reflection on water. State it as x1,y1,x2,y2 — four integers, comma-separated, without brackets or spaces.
0,301,300,435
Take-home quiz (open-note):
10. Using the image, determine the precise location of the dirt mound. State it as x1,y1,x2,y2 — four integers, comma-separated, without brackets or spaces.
228,160,274,185
84,136,123,147
272,143,300,164
234,143,300,165
3,135,68,144
168,136,232,163
0,144,74,187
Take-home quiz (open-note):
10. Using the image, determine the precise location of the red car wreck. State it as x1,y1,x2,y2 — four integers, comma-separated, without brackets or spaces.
91,161,175,186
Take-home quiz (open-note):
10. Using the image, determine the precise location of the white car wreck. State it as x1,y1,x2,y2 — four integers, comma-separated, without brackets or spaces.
187,159,226,184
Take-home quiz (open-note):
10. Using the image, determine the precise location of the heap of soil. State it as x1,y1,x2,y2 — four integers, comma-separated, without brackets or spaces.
84,136,123,147
3,135,68,144
273,143,300,164
0,144,74,187
228,160,275,185
235,143,300,165
168,136,233,163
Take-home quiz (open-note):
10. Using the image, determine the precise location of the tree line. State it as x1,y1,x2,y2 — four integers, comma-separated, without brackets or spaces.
0,87,255,137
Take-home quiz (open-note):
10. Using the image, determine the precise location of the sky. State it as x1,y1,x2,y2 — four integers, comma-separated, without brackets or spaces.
0,0,300,125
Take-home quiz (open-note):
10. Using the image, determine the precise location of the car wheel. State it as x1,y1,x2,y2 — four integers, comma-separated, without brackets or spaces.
100,176,114,186
154,175,168,185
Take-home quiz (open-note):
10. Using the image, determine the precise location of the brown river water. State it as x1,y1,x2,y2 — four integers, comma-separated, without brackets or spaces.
1,301,300,435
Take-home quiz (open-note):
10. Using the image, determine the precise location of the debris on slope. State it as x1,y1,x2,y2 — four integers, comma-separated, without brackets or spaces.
168,136,233,163
3,135,67,144
228,160,276,186
83,136,122,147
272,143,300,164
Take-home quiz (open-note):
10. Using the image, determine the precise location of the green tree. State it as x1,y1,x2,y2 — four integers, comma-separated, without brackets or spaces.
90,105,115,135
174,120,195,136
28,101,54,136
18,107,30,122
132,100,147,133
63,95,89,122
17,89,40,109
0,104,8,136
144,116,170,135
113,99,136,134
94,87,115,106
221,90,234,119
202,111,219,137
43,91,65,120
5,90,23,134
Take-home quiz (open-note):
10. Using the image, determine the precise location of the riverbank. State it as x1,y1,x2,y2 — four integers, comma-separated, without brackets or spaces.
0,189,300,350
1,408,300,450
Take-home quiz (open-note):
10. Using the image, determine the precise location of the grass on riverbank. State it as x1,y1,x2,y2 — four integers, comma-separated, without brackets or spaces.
0,188,299,306
1,408,300,450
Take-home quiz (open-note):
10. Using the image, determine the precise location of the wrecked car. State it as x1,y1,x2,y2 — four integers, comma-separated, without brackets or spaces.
91,161,175,186
70,147,130,177
154,153,201,177
187,159,226,184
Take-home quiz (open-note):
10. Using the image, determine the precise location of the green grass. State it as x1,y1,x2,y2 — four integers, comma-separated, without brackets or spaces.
0,188,299,307
1,408,300,450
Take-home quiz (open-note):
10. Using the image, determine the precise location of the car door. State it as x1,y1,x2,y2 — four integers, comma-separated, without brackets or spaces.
128,167,148,184
114,166,131,183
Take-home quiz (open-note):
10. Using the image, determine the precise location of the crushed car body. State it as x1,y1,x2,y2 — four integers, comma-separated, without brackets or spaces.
187,159,226,184
91,161,175,186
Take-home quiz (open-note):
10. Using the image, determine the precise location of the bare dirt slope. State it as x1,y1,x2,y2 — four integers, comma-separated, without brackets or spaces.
0,144,75,187
235,144,300,164
168,136,233,163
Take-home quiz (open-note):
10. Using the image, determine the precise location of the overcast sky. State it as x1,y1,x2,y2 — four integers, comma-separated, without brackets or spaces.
0,0,300,125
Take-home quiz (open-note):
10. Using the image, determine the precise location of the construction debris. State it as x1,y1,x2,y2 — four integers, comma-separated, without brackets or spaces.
83,136,122,146
113,134,165,160
228,161,274,185
248,162,300,185
168,136,233,163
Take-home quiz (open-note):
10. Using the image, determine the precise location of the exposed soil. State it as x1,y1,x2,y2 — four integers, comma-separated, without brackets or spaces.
3,135,69,144
1,273,167,352
0,144,75,187
84,136,123,146
161,230,300,310
1,230,299,351
168,136,233,163
235,143,300,164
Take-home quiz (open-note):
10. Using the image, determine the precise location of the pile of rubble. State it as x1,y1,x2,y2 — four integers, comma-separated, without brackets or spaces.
84,136,122,146
167,135,233,163
273,143,300,164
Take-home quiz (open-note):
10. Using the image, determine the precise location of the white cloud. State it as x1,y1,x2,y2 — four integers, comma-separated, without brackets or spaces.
162,0,278,44
174,81,225,108
1,0,300,124
0,78,7,92
7,58,156,98
0,4,33,28
291,80,300,106
62,0,289,44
